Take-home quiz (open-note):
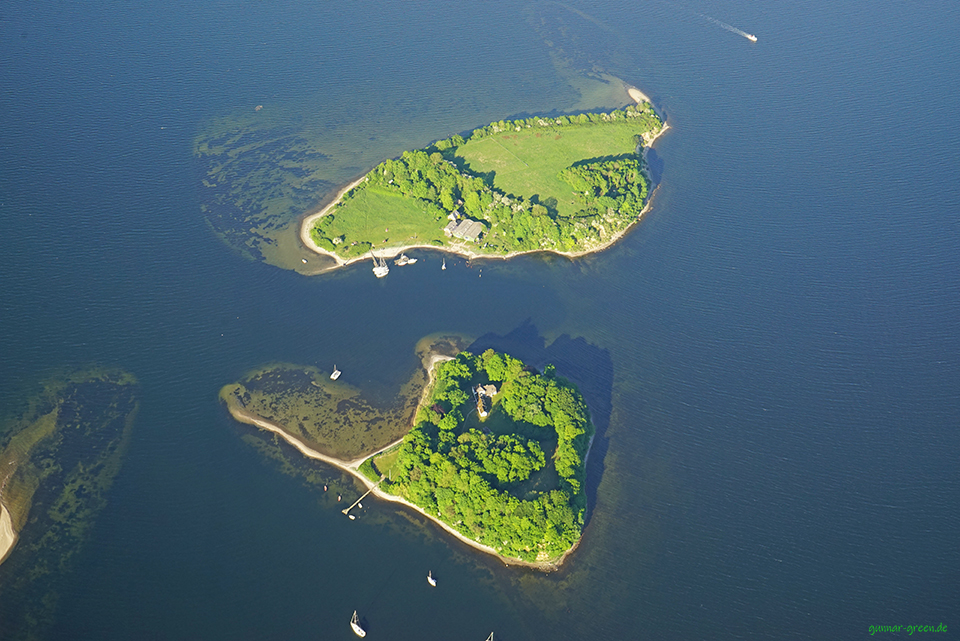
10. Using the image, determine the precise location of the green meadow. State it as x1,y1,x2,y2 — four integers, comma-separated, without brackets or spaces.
454,121,643,218
311,186,448,259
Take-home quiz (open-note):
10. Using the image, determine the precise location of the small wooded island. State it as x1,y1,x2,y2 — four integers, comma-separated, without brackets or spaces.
222,346,594,568
301,102,665,267
365,350,593,564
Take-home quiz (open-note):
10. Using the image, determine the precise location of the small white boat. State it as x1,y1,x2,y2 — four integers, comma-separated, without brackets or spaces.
330,365,341,381
441,258,446,270
301,258,308,263
394,253,418,266
427,570,437,587
486,633,494,641
746,33,758,42
350,611,366,637
348,514,356,520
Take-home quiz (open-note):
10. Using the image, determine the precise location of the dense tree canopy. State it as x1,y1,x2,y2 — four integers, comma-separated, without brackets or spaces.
377,350,593,562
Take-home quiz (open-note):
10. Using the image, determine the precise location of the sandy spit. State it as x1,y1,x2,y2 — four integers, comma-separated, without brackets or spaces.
0,502,17,567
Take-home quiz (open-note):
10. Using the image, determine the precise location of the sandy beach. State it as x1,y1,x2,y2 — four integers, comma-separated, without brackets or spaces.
298,174,369,265
224,353,587,571
297,100,669,273
0,502,17,566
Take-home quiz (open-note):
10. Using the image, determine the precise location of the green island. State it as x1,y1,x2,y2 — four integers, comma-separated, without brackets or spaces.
223,343,593,568
0,368,138,638
301,101,665,267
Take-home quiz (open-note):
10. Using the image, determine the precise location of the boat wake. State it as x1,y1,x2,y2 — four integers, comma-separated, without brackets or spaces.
696,12,757,41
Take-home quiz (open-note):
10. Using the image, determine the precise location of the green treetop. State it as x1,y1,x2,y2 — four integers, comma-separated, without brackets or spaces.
375,349,594,563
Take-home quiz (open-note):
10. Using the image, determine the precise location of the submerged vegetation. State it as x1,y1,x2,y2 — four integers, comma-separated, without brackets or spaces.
0,368,138,640
373,350,593,563
221,363,425,462
310,103,663,259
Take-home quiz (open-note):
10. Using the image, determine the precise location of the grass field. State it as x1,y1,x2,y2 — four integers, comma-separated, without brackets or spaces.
321,186,447,256
455,121,642,217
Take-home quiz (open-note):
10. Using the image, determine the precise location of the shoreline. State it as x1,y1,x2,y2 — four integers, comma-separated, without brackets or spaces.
224,353,590,571
0,464,18,566
0,501,16,567
297,99,669,272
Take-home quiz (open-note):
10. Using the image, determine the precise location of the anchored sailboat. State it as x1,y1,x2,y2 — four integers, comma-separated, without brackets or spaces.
441,257,446,270
330,365,341,380
350,611,366,637
372,253,389,278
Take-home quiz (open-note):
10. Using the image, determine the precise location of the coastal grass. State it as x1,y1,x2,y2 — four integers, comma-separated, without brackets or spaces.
358,459,379,483
455,121,641,218
371,445,402,478
316,186,447,258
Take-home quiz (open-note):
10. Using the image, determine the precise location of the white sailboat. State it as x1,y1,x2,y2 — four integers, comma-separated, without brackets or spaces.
330,365,341,381
372,253,389,278
427,570,437,587
350,611,366,637
441,257,446,270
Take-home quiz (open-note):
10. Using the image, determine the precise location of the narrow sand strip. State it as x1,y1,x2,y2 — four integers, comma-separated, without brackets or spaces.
0,502,17,566
299,175,368,265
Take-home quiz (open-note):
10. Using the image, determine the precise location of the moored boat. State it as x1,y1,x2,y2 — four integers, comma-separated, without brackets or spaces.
350,611,366,637
427,570,437,587
372,254,389,278
330,365,341,380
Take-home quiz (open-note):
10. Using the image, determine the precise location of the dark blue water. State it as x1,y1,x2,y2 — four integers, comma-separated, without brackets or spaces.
2,0,958,639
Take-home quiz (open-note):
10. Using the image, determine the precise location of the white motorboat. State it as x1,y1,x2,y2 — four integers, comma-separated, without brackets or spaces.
395,253,417,266
427,570,437,587
350,611,366,637
330,365,341,381
441,258,446,270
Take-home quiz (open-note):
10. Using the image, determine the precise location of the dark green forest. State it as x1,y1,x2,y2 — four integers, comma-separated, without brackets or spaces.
376,350,593,562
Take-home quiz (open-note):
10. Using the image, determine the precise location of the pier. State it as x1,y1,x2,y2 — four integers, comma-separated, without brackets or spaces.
342,476,385,517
